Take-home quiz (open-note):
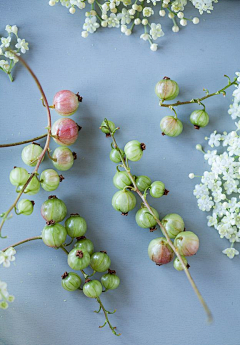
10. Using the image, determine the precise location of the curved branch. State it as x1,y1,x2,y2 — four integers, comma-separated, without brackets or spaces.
0,134,47,148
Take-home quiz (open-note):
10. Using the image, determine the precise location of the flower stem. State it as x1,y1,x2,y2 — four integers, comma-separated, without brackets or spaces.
104,118,213,322
0,54,52,238
0,134,47,148
160,76,238,108
96,297,120,336
2,236,42,252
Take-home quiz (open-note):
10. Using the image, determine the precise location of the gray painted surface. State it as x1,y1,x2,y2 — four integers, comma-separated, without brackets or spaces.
0,1,240,344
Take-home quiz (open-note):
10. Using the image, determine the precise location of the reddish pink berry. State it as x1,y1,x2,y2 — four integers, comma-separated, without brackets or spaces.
53,90,82,116
52,118,81,146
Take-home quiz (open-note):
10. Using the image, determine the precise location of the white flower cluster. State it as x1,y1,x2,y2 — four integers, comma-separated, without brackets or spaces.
0,25,29,81
0,247,16,309
49,0,218,51
191,73,240,259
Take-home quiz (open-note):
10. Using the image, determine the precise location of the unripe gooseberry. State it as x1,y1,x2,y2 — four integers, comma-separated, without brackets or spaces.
41,196,67,223
83,279,102,298
18,174,40,195
40,169,61,192
155,77,179,101
162,213,185,238
9,167,28,187
100,120,115,134
173,255,188,271
68,248,91,270
190,109,209,129
52,147,76,171
113,171,132,190
17,199,34,215
53,90,82,116
90,251,111,272
112,190,136,215
135,175,152,192
61,272,82,291
174,231,199,256
135,206,159,229
160,116,183,137
109,148,124,163
42,223,67,248
101,269,120,290
150,181,166,198
124,140,146,162
65,214,87,238
148,237,174,265
52,118,81,146
74,237,94,255
21,143,44,167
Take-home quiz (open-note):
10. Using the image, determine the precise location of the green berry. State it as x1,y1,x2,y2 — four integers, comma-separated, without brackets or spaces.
173,255,188,271
190,109,209,128
162,213,185,238
68,248,90,270
112,190,136,214
74,237,94,255
135,175,152,192
40,169,60,192
155,77,179,101
90,252,111,272
109,148,124,163
21,143,43,167
160,116,183,137
124,140,145,162
9,167,28,187
17,199,34,215
65,214,87,238
101,270,120,290
100,120,115,134
113,171,132,190
135,207,159,229
61,272,82,291
42,223,67,248
150,181,165,198
41,196,67,223
83,279,102,298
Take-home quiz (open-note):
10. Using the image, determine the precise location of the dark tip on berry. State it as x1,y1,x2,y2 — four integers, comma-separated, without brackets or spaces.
31,200,35,206
164,189,169,195
162,132,165,136
73,152,77,160
194,125,200,130
61,272,68,279
184,228,186,231
59,175,65,182
100,250,107,254
77,124,82,132
76,93,83,102
108,269,116,275
46,220,55,226
163,76,170,80
13,166,17,169
187,264,190,269
76,236,86,241
156,263,162,266
48,195,57,199
150,227,157,232
106,133,111,137
70,213,80,216
76,250,84,258
85,278,91,283
121,212,128,216
140,143,146,151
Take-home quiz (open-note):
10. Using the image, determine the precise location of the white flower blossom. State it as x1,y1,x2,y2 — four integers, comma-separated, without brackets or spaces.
1,36,11,48
15,38,29,54
190,0,218,15
0,280,15,309
143,7,154,17
83,16,100,33
149,23,164,40
0,247,16,268
222,248,239,259
107,13,120,28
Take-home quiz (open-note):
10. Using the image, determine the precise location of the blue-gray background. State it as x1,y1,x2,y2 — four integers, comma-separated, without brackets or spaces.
0,1,240,344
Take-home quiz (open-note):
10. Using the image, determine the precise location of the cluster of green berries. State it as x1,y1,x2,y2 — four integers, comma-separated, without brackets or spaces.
155,77,209,137
40,196,120,298
8,90,82,217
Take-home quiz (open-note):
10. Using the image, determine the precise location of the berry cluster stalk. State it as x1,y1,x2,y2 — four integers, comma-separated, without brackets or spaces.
0,134,47,148
104,118,213,322
160,75,238,110
0,55,52,238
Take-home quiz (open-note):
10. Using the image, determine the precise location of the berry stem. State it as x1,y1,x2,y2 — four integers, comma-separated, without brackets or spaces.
96,297,121,336
1,235,42,252
104,118,213,323
160,75,237,109
0,54,52,238
0,134,47,148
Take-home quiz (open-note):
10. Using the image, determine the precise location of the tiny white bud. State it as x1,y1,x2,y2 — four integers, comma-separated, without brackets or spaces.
69,7,76,14
142,18,148,25
88,0,94,3
111,8,117,13
137,5,142,11
81,31,89,38
121,25,127,33
134,18,141,25
192,17,199,24
125,29,132,36
102,14,108,20
49,0,55,6
162,3,168,7
129,9,136,15
189,173,195,179
172,25,179,33
177,12,184,19
168,12,174,19
132,4,138,10
101,21,108,27
159,10,166,17
180,19,187,26
90,10,96,15
150,43,158,52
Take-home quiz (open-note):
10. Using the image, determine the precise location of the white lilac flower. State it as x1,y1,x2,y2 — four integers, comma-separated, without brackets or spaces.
83,16,100,33
0,280,15,309
119,8,131,25
190,0,218,15
4,51,19,63
222,247,239,259
0,60,9,70
143,7,154,17
171,0,187,12
0,247,16,268
15,38,29,54
140,33,149,41
1,36,11,48
107,13,120,27
149,23,164,40
208,131,222,147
